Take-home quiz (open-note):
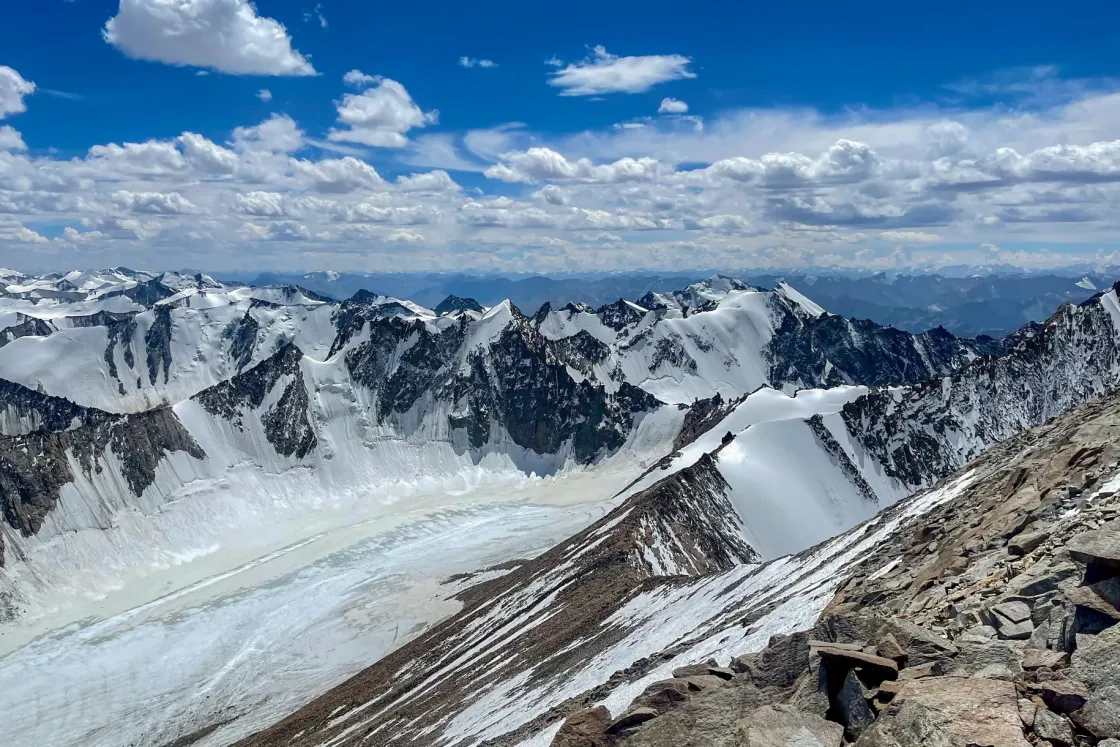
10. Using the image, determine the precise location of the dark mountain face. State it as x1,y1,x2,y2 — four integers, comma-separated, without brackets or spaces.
433,295,484,315
840,283,1120,491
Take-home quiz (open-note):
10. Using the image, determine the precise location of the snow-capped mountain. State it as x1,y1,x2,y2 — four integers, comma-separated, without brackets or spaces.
4,270,1120,747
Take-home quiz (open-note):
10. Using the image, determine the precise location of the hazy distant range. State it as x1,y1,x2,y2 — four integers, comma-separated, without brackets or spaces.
225,270,1108,339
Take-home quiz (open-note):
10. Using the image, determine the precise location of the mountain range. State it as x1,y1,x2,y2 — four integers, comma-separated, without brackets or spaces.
2,267,1120,747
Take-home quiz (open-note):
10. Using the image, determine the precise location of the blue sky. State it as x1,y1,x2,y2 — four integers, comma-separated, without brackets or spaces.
1,0,1120,273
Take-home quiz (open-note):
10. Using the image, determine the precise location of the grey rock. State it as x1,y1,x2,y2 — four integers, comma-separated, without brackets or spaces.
735,704,844,747
1064,582,1120,620
1073,684,1120,739
684,675,727,692
881,618,958,666
1021,649,1068,670
1066,522,1120,580
1009,530,1048,556
812,645,900,678
943,641,1023,679
1024,679,1090,714
1018,698,1038,728
996,617,1035,640
960,624,999,643
632,679,692,715
707,666,736,681
991,600,1033,624
1097,740,1120,747
1007,562,1080,598
1034,709,1075,745
620,678,769,747
605,707,658,734
752,631,810,690
1071,619,1120,689
551,707,611,747
876,632,905,662
853,676,1031,747
836,668,877,740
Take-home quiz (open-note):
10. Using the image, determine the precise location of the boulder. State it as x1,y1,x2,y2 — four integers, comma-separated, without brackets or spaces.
633,679,692,714
684,675,728,692
990,600,1033,624
1033,709,1075,746
1066,523,1120,582
881,619,958,665
1018,698,1038,728
1009,531,1048,556
707,667,736,681
1098,740,1120,747
811,645,899,679
1023,680,1089,714
942,641,1023,679
1071,620,1120,689
735,704,844,747
876,633,905,662
605,707,658,734
552,707,611,747
1064,582,1120,620
1007,562,1080,598
752,632,810,690
960,625,999,643
835,668,877,740
853,677,1031,747
1073,684,1120,739
1021,649,1068,670
672,659,720,679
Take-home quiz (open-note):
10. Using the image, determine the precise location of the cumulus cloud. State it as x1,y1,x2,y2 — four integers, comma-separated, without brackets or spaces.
103,0,315,76
0,125,26,152
387,229,424,242
485,147,665,184
459,57,497,69
658,97,688,114
329,76,437,147
547,46,695,96
0,66,36,119
257,89,272,102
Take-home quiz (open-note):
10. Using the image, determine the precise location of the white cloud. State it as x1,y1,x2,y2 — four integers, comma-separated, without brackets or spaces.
547,46,695,96
880,230,942,243
0,66,36,119
485,147,665,184
329,77,437,147
0,125,26,151
257,89,272,102
396,170,460,192
232,113,304,152
459,57,497,69
112,190,198,214
658,97,688,114
343,69,379,87
387,229,424,242
103,0,315,76
0,221,47,244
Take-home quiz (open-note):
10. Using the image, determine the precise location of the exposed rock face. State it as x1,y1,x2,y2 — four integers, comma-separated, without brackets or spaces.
0,400,204,565
840,283,1120,491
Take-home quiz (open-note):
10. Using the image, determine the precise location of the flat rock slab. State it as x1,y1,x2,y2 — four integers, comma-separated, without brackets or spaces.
606,707,658,734
991,600,1033,624
1067,523,1120,572
1024,679,1090,714
736,704,843,747
812,645,900,676
853,676,1032,747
